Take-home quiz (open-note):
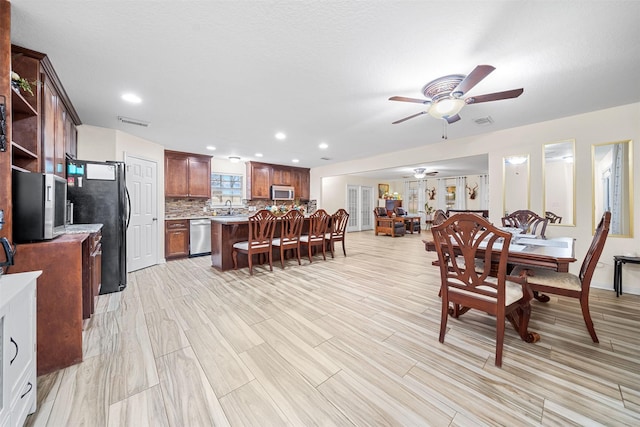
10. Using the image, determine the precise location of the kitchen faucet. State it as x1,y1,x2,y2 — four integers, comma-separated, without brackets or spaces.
225,200,232,215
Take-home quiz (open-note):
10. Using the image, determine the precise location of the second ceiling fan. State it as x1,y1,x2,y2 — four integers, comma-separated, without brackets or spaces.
389,65,523,125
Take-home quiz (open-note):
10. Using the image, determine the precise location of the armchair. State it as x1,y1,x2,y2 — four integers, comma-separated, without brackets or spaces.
373,207,405,237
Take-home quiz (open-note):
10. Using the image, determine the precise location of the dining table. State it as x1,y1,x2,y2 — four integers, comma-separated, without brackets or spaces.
423,234,577,302
423,235,576,272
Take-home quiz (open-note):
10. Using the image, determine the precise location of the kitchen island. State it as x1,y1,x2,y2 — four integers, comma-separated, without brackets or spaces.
210,215,312,271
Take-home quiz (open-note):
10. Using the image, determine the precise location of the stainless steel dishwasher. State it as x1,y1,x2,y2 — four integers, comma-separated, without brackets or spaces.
189,218,211,256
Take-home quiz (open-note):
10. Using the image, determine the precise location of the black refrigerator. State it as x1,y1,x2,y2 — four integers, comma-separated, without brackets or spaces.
66,159,129,294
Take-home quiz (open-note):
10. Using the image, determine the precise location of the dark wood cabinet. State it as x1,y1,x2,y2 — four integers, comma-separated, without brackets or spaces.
164,150,212,198
11,234,87,375
165,220,189,259
88,230,102,318
247,162,272,199
10,45,80,177
246,161,310,201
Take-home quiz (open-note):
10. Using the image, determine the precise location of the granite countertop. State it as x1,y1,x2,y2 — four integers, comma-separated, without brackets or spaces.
64,223,103,234
165,216,212,220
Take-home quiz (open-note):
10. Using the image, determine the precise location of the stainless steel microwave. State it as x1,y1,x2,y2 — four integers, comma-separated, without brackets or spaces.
12,170,67,242
271,185,295,201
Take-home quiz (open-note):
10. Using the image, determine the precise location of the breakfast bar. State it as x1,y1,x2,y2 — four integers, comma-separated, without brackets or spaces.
210,215,312,271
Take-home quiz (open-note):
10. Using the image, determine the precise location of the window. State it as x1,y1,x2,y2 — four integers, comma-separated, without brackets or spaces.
211,173,243,205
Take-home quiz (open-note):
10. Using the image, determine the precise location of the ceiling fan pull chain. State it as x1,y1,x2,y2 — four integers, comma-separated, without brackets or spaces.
442,119,448,139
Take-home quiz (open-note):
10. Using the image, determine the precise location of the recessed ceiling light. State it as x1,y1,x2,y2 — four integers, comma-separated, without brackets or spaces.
292,159,299,163
229,156,241,163
275,132,286,140
206,146,216,151
319,142,328,149
255,153,263,157
121,93,142,104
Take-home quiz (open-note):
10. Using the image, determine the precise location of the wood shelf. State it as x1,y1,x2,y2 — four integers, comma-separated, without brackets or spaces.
11,86,37,118
11,140,38,159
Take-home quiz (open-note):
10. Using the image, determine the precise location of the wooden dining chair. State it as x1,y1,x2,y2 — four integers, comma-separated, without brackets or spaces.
432,209,448,227
272,209,304,268
300,209,331,262
501,210,549,237
325,208,350,258
545,211,562,224
512,211,611,342
232,209,277,275
431,213,538,367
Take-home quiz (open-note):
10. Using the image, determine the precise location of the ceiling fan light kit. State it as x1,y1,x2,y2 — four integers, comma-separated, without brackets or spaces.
413,168,426,179
389,65,524,132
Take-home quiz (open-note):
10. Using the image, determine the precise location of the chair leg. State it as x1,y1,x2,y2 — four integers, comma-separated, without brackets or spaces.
580,294,599,343
232,250,238,270
306,243,313,263
495,316,505,367
342,239,346,256
329,239,335,258
248,253,253,275
321,242,327,261
280,246,286,269
439,295,449,344
268,249,273,272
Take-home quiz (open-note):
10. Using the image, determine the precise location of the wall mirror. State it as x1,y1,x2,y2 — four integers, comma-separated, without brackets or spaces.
503,155,530,216
543,139,575,226
592,140,633,237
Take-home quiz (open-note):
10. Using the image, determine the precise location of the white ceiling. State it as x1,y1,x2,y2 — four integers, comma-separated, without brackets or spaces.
9,1,640,180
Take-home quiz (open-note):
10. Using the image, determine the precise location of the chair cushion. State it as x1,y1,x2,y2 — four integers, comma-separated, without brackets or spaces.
299,235,323,243
511,266,581,291
272,237,297,246
448,278,524,306
233,241,249,250
233,241,270,250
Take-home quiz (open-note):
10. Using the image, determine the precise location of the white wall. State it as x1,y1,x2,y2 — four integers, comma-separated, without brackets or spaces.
321,174,379,215
311,102,640,295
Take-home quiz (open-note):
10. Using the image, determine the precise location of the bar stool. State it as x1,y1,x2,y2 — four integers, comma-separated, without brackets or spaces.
613,255,640,297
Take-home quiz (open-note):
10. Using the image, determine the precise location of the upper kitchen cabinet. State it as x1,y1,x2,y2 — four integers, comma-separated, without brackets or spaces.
246,161,310,201
11,45,80,176
164,150,212,198
246,161,272,199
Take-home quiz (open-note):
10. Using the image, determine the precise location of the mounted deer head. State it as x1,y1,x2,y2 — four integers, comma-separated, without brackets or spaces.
466,182,478,200
427,187,436,200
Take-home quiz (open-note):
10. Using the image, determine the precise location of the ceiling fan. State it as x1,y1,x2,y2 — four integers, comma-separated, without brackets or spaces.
389,65,523,127
402,169,438,179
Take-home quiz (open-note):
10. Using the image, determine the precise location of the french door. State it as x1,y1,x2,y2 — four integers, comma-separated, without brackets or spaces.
347,185,374,232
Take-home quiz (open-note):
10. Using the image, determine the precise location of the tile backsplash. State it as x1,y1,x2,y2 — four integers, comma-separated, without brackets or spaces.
165,198,312,219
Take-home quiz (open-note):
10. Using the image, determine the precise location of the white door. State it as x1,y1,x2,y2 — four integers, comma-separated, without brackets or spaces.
347,185,374,232
360,186,374,230
126,155,158,272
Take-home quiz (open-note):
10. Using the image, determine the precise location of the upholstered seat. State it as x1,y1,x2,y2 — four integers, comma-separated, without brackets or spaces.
300,209,331,262
432,213,538,367
232,209,278,275
512,211,611,342
501,210,549,237
272,209,304,268
373,207,405,237
325,208,349,257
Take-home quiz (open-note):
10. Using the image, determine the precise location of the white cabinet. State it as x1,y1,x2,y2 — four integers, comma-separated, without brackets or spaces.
0,271,40,427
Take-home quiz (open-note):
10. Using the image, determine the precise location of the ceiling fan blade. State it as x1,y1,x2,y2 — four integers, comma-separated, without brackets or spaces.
445,114,461,124
389,96,430,104
452,65,496,96
465,88,524,104
392,111,427,124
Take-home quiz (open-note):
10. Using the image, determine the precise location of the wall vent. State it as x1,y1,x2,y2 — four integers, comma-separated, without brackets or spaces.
473,116,494,126
117,116,150,127
320,157,332,161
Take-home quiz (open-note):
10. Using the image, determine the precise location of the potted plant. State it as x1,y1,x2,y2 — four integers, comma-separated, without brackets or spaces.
424,202,435,220
10,71,35,96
